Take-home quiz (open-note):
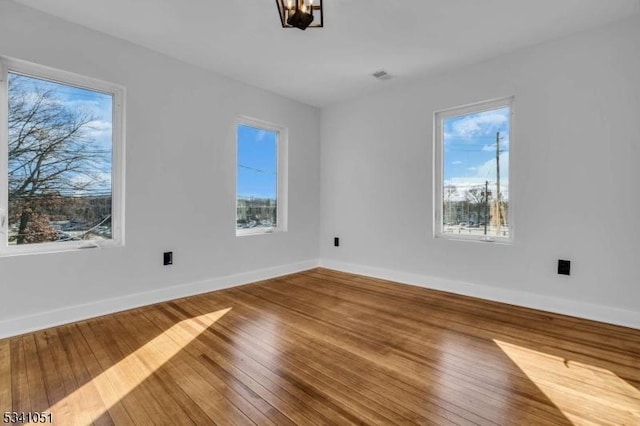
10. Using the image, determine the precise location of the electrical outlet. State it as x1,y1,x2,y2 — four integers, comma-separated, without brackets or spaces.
557,259,570,276
334,237,339,247
163,251,173,266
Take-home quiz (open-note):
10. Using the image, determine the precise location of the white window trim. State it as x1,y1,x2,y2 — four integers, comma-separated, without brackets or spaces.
0,57,126,256
235,116,288,237
433,96,514,244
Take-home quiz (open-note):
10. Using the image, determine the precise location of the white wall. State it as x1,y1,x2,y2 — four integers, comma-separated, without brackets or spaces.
320,16,640,327
0,1,321,337
1,2,638,337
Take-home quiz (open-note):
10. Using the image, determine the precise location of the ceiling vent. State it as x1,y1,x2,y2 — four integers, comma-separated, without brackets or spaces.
372,70,392,81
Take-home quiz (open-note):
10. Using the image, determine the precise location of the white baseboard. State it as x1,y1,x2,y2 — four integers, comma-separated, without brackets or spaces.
3,257,637,339
318,258,640,330
0,259,319,339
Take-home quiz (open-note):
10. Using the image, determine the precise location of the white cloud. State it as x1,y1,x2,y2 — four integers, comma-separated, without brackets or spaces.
446,177,488,189
450,110,508,138
85,120,112,139
255,129,269,142
70,172,112,195
87,120,112,131
481,138,510,152
17,91,64,108
444,152,509,200
452,160,463,165
476,152,509,184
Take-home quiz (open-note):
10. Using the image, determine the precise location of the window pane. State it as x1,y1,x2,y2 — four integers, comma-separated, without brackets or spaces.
236,124,278,231
7,72,113,245
442,106,510,238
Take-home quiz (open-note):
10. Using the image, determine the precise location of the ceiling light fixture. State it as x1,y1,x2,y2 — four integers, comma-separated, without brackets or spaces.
276,0,323,30
372,70,392,81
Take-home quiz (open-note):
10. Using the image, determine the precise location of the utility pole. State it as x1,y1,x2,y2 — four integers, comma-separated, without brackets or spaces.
484,180,489,235
495,131,504,236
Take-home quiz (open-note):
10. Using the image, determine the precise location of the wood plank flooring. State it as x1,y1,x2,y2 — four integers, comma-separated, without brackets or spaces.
2,268,639,425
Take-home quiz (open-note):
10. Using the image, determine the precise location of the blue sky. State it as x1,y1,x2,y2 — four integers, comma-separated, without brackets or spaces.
8,72,113,195
443,106,510,198
236,124,277,199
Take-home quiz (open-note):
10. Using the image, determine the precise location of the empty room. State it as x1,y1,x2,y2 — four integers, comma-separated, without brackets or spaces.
1,0,639,424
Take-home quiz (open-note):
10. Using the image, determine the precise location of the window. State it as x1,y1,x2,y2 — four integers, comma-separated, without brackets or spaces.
434,97,513,242
0,58,125,254
236,118,287,236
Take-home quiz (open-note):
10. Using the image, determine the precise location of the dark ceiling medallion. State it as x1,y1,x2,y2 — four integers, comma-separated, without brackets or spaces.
275,0,323,30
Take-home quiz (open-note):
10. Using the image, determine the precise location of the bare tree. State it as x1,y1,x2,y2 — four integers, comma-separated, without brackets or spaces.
8,74,107,244
443,185,458,225
465,186,487,224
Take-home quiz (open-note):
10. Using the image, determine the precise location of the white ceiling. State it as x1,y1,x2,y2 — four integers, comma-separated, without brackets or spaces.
14,0,640,107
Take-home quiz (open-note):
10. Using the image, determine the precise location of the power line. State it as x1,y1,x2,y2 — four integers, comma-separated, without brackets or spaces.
238,164,275,175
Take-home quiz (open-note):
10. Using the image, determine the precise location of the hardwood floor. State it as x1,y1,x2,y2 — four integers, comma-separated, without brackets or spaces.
1,268,639,425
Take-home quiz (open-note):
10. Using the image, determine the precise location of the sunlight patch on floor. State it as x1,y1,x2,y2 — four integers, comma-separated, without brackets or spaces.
494,339,640,425
49,308,231,425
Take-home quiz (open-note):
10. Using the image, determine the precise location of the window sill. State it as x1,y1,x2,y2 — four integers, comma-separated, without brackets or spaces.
0,239,123,258
236,227,285,237
434,233,513,245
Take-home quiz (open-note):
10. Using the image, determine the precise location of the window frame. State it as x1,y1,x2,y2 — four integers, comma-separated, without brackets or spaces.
433,96,514,244
0,57,126,256
235,116,288,237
